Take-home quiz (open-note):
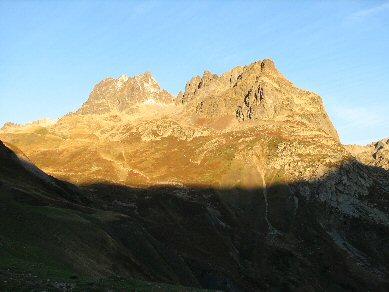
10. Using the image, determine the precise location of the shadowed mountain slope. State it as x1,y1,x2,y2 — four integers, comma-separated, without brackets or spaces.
1,141,388,291
0,141,207,291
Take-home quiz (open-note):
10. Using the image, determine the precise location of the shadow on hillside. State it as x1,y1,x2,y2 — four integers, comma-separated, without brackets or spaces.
73,161,389,292
1,140,388,291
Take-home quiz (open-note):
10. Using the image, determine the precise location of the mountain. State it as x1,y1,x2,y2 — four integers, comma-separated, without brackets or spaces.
0,59,342,187
346,138,389,170
178,59,338,140
77,72,174,115
1,59,388,291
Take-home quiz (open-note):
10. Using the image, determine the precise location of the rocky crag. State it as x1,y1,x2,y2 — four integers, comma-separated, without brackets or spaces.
1,59,388,291
346,138,389,170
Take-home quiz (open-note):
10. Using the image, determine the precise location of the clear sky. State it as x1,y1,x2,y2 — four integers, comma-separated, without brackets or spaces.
0,0,388,144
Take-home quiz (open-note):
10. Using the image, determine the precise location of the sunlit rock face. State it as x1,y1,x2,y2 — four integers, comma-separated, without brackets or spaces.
77,72,174,115
1,59,388,291
346,138,389,170
0,59,342,188
178,59,338,140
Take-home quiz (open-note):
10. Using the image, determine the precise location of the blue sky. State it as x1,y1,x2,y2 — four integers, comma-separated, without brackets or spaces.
0,0,388,144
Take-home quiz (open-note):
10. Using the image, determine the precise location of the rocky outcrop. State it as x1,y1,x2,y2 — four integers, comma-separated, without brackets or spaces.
77,72,174,115
0,119,55,134
0,122,19,131
346,137,389,170
178,59,339,140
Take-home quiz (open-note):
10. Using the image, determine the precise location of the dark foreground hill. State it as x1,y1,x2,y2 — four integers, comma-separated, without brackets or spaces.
0,141,208,291
1,140,388,291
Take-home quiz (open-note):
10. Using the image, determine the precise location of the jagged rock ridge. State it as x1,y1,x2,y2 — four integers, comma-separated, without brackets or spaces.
77,72,174,115
178,59,338,139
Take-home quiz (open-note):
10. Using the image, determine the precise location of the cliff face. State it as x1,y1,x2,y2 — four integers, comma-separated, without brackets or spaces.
1,59,388,291
179,59,339,140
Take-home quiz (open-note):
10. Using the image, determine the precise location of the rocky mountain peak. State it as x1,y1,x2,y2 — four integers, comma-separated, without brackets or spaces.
1,122,19,131
76,72,174,115
178,59,287,103
259,58,278,73
177,59,338,140
244,59,287,82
